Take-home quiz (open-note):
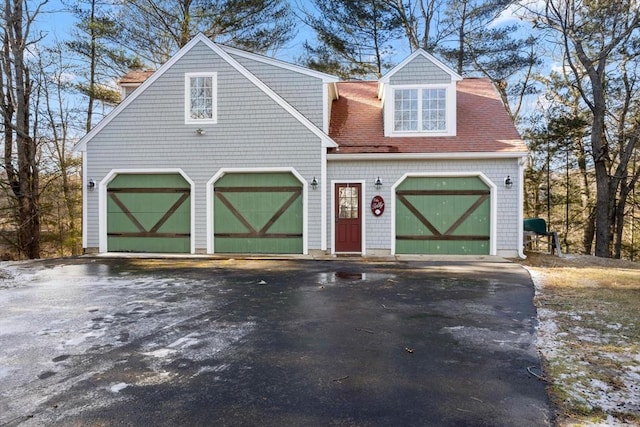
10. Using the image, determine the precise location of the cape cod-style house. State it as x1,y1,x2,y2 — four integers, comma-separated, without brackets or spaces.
74,33,527,258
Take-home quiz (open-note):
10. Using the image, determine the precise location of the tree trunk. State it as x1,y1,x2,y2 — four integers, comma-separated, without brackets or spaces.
457,0,467,75
1,0,41,259
86,0,96,132
575,138,594,254
593,138,611,257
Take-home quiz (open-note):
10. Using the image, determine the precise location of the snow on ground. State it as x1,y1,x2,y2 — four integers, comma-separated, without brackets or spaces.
528,267,640,426
0,261,255,425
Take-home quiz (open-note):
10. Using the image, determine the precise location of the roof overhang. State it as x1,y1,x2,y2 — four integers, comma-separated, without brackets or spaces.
327,151,528,161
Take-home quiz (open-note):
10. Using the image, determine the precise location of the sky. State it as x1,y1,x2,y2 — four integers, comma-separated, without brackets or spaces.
31,0,534,71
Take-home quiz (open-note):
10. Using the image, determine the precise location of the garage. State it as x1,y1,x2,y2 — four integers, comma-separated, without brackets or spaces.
107,173,191,253
395,176,491,255
213,172,303,254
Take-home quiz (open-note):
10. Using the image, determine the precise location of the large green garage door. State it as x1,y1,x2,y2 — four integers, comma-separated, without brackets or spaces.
214,172,303,254
395,176,490,255
107,174,191,253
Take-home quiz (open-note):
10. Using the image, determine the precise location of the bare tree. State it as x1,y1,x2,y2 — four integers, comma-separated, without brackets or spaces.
382,0,446,52
36,44,82,256
534,0,640,257
1,0,46,259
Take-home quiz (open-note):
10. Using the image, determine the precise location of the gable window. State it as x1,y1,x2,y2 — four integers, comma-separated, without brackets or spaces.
185,72,217,124
394,87,447,132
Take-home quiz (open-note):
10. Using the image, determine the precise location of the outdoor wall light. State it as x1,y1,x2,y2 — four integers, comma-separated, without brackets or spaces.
374,177,383,190
311,177,318,189
87,179,96,191
196,128,206,135
505,176,513,188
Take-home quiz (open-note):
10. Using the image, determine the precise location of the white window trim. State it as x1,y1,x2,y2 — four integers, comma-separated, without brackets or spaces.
384,83,456,137
185,72,217,124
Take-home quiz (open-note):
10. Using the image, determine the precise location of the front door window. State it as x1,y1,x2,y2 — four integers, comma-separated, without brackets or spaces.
339,186,359,219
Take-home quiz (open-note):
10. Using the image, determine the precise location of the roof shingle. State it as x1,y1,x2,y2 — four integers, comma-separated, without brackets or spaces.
328,78,526,155
119,70,155,85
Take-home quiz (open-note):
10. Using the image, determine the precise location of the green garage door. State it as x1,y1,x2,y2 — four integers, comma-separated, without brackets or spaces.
107,174,191,253
214,172,303,254
395,176,490,255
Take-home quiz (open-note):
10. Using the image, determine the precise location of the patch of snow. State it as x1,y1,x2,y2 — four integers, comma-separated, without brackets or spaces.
62,336,86,347
533,277,640,425
0,366,14,379
143,348,177,359
109,382,128,393
168,333,201,349
0,263,39,289
525,267,545,290
568,312,582,321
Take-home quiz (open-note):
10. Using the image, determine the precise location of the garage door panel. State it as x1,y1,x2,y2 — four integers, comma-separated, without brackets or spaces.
108,193,188,231
396,240,489,255
214,236,301,254
214,172,303,254
109,174,188,188
218,173,301,187
220,191,298,232
266,209,302,234
400,194,485,232
108,236,190,253
396,176,490,255
107,173,191,253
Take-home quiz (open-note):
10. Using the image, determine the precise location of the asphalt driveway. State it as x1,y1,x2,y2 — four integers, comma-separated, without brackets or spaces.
0,257,552,426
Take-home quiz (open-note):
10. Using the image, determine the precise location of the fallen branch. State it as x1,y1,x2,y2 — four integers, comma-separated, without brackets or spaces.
527,366,549,382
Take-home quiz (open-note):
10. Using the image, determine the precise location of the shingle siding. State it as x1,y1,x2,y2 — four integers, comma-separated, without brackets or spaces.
389,55,452,85
83,37,525,257
327,158,521,256
229,53,325,129
85,41,324,252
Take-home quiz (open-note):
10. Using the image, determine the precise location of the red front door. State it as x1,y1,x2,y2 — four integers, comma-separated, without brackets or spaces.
335,183,362,252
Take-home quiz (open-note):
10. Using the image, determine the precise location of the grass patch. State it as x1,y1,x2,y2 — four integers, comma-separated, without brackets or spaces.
518,252,640,426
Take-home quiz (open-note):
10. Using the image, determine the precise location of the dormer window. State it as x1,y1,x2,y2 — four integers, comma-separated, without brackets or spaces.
394,87,447,132
379,49,461,138
185,72,217,124
388,84,454,136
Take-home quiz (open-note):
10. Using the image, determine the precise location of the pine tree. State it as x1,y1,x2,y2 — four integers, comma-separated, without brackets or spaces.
300,0,402,79
112,0,296,66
